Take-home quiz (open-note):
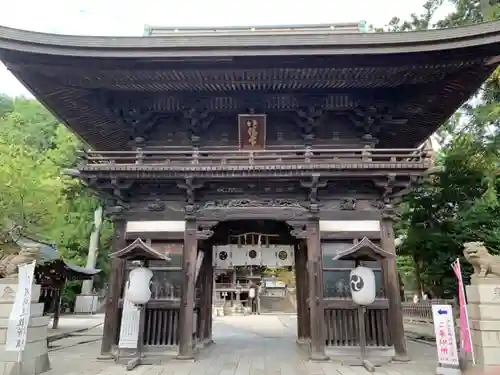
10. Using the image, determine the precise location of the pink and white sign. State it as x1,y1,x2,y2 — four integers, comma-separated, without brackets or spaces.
451,258,475,364
432,304,459,367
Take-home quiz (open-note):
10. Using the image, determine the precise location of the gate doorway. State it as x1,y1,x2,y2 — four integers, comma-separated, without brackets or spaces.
202,220,309,349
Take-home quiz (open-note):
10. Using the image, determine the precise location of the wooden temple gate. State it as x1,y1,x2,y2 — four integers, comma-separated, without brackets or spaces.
1,21,498,363
102,202,406,361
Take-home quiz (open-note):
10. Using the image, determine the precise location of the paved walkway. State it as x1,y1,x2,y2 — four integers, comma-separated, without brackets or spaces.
47,314,104,342
43,315,438,375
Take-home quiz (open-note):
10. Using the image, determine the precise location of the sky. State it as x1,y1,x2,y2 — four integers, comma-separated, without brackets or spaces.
0,0,455,97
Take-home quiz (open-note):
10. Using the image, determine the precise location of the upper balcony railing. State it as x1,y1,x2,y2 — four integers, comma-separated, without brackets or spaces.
78,146,432,171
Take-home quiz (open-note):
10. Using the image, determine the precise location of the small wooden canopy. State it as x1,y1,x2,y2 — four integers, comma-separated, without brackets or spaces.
10,236,101,286
110,238,171,261
334,237,394,261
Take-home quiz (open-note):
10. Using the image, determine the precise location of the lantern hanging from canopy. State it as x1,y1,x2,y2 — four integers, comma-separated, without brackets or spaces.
126,267,154,305
349,266,376,306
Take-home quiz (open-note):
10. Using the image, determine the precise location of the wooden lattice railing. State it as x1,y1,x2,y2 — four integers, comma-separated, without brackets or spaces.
324,307,391,347
117,302,201,349
143,306,181,347
78,146,430,170
324,298,391,347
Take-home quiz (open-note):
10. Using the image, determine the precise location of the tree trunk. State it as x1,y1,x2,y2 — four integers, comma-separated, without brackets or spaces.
413,254,424,298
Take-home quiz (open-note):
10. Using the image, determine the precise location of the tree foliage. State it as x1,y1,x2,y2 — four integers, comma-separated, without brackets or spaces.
0,96,113,291
388,0,500,298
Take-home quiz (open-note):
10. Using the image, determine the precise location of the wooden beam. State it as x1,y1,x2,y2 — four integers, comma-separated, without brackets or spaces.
323,298,389,309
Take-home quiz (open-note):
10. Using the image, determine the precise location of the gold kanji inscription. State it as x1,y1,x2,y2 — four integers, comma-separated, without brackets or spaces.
246,119,258,146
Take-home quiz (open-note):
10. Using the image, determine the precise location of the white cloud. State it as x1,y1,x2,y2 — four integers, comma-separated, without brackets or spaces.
0,0,455,96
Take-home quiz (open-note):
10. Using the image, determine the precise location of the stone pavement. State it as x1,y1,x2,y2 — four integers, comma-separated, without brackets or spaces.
47,314,104,342
404,321,435,340
42,315,438,375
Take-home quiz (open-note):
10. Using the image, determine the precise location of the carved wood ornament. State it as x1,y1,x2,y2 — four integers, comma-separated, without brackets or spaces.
294,103,325,144
287,222,308,239
340,198,357,211
201,199,304,209
147,199,165,212
196,221,218,240
99,93,160,143
300,174,327,212
177,178,204,217
182,107,214,146
349,102,407,141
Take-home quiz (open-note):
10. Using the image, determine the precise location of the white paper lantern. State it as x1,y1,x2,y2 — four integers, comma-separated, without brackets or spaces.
126,267,153,305
349,266,376,306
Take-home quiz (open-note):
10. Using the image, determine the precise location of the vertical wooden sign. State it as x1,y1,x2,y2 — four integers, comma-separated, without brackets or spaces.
118,281,141,349
238,114,266,150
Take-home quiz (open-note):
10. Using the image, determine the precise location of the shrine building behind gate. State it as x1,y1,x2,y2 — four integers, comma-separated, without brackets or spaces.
1,21,499,362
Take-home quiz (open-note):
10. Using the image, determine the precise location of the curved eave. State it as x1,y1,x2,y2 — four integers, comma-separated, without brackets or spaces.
36,259,101,280
111,238,170,261
334,237,395,261
62,260,101,277
0,21,499,58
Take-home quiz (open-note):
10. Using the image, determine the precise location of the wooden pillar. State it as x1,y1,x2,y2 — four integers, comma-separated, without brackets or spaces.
302,241,311,341
197,247,213,346
205,247,214,344
294,244,302,341
294,242,307,344
178,218,198,359
197,252,207,343
306,219,327,360
52,287,62,330
380,209,409,361
100,218,126,358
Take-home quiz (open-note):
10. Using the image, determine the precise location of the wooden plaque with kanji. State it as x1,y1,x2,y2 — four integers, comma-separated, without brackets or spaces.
238,114,266,150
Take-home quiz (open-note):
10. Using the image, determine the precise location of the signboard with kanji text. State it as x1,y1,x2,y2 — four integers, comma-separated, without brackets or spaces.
5,261,36,352
432,304,459,367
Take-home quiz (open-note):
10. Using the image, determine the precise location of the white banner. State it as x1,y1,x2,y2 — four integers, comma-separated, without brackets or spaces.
6,260,36,352
432,304,460,367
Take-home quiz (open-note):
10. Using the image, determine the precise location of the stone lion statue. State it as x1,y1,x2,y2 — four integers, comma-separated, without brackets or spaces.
0,247,40,279
463,241,500,278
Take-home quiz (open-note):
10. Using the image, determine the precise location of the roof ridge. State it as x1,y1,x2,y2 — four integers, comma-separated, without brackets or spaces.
144,21,366,36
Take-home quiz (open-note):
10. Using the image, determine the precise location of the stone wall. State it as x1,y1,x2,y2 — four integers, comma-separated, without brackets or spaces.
466,277,500,368
0,281,50,375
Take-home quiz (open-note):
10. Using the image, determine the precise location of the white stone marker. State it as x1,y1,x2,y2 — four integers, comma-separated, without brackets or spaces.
0,277,50,375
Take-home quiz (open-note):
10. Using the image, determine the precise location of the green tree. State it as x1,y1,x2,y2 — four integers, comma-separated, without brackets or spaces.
0,139,62,236
399,135,500,297
383,0,500,297
0,96,113,291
